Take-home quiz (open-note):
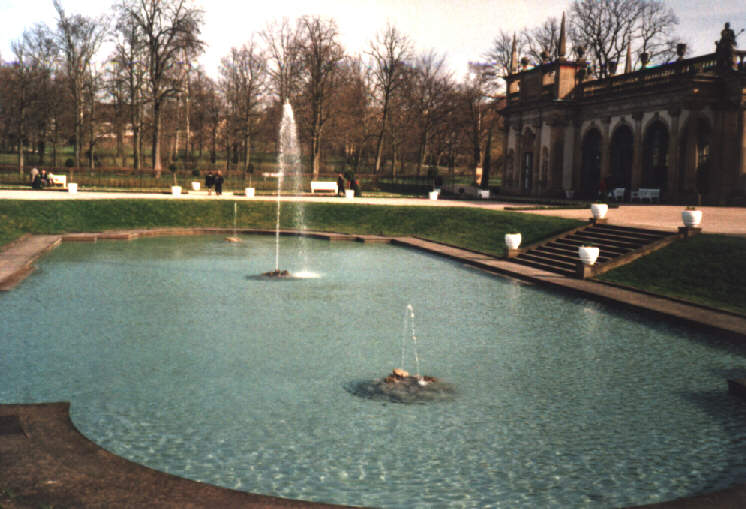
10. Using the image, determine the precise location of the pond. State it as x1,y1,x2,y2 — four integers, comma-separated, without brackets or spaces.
2,235,746,508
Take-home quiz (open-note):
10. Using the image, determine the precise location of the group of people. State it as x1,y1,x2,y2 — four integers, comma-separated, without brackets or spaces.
205,170,224,196
30,168,52,189
336,173,361,197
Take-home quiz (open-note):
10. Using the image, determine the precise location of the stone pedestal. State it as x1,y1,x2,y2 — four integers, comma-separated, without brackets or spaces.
505,247,521,259
591,217,608,225
576,261,594,279
678,226,702,239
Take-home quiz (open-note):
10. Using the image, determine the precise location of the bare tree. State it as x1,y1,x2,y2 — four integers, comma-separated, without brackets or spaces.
407,50,454,175
637,0,680,63
83,63,104,169
522,17,561,64
7,38,35,175
327,56,376,173
121,0,204,175
569,0,680,77
112,7,148,170
219,41,266,175
53,0,108,179
367,23,413,174
297,15,344,178
261,18,302,104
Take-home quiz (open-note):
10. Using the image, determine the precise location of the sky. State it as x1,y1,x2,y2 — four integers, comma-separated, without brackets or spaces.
1,0,745,79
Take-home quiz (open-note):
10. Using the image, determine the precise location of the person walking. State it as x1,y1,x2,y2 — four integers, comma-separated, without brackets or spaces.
337,173,345,197
206,171,215,195
214,170,224,196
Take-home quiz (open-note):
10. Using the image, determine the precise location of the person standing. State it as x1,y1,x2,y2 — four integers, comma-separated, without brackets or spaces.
206,170,215,195
214,170,224,196
337,173,345,196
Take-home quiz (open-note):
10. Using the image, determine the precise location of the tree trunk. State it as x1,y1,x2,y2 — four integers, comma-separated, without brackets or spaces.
481,127,493,189
17,140,24,177
374,131,385,174
73,107,80,182
133,123,140,170
152,100,162,176
312,133,321,179
243,131,251,173
52,134,58,169
210,127,217,165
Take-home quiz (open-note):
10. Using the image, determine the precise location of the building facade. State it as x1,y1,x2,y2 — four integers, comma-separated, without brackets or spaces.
500,24,746,204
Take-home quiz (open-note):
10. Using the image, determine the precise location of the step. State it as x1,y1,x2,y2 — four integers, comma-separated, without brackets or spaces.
583,227,665,244
560,240,629,257
593,224,670,238
567,233,640,251
533,246,593,263
517,252,578,271
512,256,576,276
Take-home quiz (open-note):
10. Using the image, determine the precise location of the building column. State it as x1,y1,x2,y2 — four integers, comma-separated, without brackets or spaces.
600,116,612,183
571,119,583,194
631,112,644,189
667,108,681,202
533,121,542,196
562,121,576,194
502,119,512,192
740,107,746,194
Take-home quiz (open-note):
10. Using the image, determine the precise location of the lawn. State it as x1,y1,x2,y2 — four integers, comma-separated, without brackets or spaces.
596,234,746,316
0,199,580,258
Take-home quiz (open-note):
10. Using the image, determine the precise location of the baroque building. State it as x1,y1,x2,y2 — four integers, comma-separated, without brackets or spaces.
500,20,746,204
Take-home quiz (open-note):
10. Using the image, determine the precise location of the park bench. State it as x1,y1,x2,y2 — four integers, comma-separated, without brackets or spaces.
49,174,67,188
311,181,338,194
612,187,625,200
631,188,660,202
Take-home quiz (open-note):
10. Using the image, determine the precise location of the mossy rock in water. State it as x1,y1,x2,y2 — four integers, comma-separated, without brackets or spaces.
262,270,291,278
347,369,455,404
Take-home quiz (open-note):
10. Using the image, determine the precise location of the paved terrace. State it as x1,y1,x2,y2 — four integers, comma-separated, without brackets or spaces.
2,189,746,507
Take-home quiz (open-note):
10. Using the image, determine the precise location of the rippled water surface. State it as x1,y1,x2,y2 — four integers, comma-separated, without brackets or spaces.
3,235,746,508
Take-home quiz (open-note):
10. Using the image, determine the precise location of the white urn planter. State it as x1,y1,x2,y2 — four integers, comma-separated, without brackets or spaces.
245,187,255,198
345,189,355,199
505,233,522,250
67,182,78,194
590,203,608,220
578,246,600,266
171,185,182,196
428,190,439,200
682,209,702,228
191,181,200,191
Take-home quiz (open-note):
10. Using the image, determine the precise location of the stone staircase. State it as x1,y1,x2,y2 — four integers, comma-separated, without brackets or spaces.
510,223,677,278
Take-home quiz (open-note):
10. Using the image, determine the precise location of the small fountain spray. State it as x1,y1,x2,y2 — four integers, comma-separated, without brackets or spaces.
347,304,453,403
225,201,241,243
401,304,421,380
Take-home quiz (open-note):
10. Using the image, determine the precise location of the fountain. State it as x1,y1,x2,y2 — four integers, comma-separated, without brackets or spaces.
263,101,305,278
348,304,454,403
225,201,241,243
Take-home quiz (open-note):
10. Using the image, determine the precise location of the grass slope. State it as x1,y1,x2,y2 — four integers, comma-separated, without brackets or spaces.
597,234,746,316
0,199,581,257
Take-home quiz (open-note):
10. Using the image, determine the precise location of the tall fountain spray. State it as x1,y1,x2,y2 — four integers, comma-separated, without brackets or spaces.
264,101,307,278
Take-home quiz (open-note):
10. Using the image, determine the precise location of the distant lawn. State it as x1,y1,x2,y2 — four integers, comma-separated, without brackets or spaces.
596,234,746,316
0,199,581,258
